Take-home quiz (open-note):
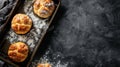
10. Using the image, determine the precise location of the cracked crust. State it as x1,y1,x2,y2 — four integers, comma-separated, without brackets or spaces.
33,0,55,18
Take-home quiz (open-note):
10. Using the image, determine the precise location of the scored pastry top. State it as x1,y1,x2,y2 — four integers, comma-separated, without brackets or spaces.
11,14,32,34
8,42,29,62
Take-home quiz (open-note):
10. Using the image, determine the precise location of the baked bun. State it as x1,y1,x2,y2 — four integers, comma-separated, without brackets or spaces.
8,42,29,62
37,63,51,67
33,0,55,18
11,14,32,34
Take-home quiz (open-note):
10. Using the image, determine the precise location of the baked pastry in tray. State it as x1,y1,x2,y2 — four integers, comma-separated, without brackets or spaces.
8,42,29,62
11,14,32,34
33,0,55,18
37,63,51,67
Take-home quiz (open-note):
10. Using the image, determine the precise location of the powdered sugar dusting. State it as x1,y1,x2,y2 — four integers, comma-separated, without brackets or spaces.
31,48,68,67
5,0,49,53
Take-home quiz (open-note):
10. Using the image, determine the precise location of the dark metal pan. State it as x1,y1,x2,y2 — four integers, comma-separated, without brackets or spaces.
0,0,60,67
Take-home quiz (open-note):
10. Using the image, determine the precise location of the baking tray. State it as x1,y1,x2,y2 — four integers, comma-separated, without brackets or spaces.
0,0,60,67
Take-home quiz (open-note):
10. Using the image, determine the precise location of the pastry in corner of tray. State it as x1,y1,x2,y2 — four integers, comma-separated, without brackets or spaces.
33,0,55,18
8,42,29,62
37,63,51,67
11,13,32,34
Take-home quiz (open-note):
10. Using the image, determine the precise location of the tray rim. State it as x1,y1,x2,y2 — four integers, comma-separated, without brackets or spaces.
0,0,21,66
26,1,61,67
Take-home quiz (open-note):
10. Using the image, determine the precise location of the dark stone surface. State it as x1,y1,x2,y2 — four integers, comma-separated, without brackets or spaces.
33,0,120,67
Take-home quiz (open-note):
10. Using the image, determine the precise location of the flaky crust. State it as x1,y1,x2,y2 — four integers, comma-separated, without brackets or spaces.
11,14,32,34
33,0,55,18
8,42,29,62
37,63,51,67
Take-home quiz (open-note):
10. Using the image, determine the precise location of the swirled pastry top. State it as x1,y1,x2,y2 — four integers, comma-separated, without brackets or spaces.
33,0,55,18
8,42,29,62
11,14,32,34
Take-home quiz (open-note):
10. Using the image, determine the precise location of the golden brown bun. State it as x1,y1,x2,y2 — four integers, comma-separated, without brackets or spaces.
37,63,51,67
33,0,55,18
11,14,32,34
8,42,29,62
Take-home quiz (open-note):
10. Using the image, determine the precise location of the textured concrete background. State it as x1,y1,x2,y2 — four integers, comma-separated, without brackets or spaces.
34,0,120,67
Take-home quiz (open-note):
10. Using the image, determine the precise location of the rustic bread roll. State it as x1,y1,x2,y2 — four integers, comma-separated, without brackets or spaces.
37,63,51,67
8,42,29,62
33,0,55,18
11,14,32,34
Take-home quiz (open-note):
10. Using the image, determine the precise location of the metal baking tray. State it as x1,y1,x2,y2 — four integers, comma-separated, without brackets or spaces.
0,0,60,67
